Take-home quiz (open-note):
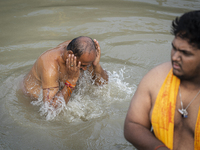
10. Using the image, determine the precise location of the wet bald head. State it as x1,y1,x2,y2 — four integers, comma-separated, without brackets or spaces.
67,36,96,57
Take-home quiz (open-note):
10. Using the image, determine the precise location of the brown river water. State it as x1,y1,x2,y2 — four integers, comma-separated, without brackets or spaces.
0,0,199,149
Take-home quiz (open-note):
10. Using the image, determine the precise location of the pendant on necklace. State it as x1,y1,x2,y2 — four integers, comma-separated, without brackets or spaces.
178,109,188,118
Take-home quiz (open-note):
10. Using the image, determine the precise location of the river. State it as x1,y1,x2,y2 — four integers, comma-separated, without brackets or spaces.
0,0,199,149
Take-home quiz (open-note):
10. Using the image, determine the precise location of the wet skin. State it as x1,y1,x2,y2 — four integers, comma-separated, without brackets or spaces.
22,38,108,107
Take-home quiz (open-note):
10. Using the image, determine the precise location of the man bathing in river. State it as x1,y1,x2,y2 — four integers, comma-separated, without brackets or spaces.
124,10,200,150
22,36,108,107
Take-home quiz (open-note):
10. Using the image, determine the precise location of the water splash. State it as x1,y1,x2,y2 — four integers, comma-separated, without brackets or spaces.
31,67,136,121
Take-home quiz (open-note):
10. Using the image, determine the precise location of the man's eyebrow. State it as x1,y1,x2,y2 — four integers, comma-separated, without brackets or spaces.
171,42,192,54
171,43,176,49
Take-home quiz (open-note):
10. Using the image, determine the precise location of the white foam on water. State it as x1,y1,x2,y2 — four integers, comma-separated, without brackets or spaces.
30,67,136,122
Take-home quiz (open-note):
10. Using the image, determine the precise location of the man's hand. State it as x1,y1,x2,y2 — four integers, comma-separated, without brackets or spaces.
93,39,101,66
66,54,81,84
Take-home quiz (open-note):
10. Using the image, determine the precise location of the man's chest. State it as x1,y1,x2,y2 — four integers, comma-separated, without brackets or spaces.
174,102,200,135
172,105,200,150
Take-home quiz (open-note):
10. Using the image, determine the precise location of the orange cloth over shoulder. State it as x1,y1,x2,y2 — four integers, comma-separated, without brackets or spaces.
151,69,200,150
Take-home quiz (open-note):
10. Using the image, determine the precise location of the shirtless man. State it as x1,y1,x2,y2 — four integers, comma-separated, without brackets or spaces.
22,36,108,107
124,11,200,150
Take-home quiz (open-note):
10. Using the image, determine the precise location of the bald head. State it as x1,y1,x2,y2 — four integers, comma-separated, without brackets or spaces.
67,36,96,57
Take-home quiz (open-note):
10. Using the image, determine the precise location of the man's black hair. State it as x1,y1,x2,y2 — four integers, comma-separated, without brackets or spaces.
67,36,96,57
171,10,200,49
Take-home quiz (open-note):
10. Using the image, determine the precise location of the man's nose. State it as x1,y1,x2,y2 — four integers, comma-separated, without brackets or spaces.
172,50,181,61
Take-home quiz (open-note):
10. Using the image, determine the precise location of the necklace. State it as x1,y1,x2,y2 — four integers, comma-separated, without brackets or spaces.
178,86,200,118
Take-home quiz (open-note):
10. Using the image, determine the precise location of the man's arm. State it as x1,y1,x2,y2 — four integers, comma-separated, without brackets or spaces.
43,85,72,107
41,55,80,107
41,68,73,108
89,39,108,85
124,69,169,150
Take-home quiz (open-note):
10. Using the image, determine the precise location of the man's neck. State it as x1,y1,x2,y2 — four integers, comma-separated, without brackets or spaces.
180,79,200,91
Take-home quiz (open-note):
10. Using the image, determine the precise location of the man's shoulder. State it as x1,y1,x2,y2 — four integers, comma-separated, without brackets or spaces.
137,62,172,104
36,49,61,74
38,47,61,62
139,62,171,91
146,62,171,80
152,62,171,75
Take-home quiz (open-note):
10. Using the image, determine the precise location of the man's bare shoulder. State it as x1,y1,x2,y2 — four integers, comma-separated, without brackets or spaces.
126,62,172,128
133,62,172,97
142,62,171,84
136,62,172,98
139,62,171,101
35,48,63,78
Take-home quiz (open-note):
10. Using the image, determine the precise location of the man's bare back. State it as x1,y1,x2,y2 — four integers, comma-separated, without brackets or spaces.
22,36,108,107
23,44,68,99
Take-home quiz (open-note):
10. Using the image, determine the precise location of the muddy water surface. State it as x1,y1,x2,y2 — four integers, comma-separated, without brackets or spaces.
0,0,199,149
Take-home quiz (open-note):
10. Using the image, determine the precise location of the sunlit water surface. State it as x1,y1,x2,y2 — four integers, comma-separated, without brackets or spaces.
0,0,199,149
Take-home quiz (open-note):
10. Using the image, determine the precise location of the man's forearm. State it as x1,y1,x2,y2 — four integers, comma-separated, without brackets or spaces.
124,121,169,150
52,84,74,107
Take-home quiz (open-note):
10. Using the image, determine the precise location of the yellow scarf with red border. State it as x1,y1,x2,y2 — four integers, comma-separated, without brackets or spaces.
151,69,200,150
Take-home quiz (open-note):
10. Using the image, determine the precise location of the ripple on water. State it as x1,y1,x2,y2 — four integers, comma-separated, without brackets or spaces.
4,64,136,128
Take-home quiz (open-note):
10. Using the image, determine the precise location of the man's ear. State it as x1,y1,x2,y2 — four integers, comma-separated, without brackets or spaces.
67,50,73,54
66,50,73,59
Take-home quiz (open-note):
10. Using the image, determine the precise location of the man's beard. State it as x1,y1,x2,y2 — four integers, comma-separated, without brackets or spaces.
172,57,200,82
173,72,185,80
173,69,200,81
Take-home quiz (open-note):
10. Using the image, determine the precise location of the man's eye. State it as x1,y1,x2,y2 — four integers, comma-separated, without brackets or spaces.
182,51,186,54
182,51,191,56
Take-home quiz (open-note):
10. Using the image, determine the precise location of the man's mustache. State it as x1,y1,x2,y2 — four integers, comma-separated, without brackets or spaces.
172,61,181,68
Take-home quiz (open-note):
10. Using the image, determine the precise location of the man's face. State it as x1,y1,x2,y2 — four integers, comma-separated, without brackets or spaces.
171,36,200,80
76,50,96,71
